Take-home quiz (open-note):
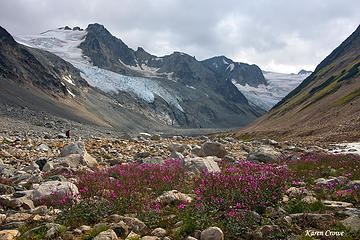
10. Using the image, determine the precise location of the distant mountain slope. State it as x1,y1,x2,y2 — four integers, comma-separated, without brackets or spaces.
16,24,265,128
230,24,360,142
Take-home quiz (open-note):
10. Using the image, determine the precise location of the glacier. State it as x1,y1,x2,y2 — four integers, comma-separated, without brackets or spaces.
232,71,310,111
15,28,184,112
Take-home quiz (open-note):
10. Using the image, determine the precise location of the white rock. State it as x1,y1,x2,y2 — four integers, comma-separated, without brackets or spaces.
33,181,79,201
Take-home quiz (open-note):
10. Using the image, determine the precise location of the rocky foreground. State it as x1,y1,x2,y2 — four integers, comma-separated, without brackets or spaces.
0,133,360,240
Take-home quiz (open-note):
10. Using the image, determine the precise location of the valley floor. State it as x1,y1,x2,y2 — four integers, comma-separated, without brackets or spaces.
0,128,360,239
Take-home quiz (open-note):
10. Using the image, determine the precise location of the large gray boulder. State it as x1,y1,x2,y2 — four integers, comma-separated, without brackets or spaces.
58,142,98,168
181,157,221,174
201,142,227,158
60,141,86,157
32,181,79,201
247,145,281,162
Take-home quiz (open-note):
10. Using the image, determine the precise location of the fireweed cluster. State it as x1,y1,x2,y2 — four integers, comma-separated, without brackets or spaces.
42,159,294,237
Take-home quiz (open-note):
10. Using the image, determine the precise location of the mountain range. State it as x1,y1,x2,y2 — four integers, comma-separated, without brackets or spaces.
1,23,310,135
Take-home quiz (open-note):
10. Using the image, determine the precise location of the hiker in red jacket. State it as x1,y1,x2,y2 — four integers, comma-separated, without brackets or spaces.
66,130,70,139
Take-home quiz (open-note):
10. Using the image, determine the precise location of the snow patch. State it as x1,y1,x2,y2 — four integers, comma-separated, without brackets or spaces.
66,88,75,97
226,63,235,72
62,75,75,85
222,59,229,65
328,142,360,155
186,85,196,90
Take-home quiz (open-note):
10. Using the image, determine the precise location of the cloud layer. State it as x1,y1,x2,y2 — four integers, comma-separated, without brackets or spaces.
1,0,359,73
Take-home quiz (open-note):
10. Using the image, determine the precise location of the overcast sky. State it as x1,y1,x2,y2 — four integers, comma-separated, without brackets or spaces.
1,0,359,73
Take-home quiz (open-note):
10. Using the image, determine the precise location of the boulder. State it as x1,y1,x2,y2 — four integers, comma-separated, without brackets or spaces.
322,200,353,209
0,184,15,195
170,151,184,160
111,221,129,238
32,181,79,201
181,157,221,174
93,229,118,240
247,146,281,162
0,195,34,210
286,187,310,198
58,141,98,168
35,158,47,171
118,217,147,234
150,135,161,141
301,196,317,204
60,142,86,157
201,227,224,240
156,190,193,205
0,230,19,240
201,142,227,158
168,143,187,153
341,216,360,232
151,228,167,237
191,146,202,156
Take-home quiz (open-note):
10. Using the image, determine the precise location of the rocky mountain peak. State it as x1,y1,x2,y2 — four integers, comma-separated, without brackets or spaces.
298,69,312,75
0,26,17,47
201,56,267,87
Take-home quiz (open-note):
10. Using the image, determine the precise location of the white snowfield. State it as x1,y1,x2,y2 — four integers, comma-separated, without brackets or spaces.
232,71,309,110
328,142,360,156
15,29,184,112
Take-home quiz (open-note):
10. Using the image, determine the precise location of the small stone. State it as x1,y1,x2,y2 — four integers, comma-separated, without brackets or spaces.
186,237,198,240
150,135,161,141
141,237,160,240
136,152,150,158
201,226,224,240
126,231,140,240
38,143,50,152
79,225,92,232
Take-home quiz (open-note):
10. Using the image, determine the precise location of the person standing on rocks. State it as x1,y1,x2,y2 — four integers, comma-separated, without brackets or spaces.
66,130,70,139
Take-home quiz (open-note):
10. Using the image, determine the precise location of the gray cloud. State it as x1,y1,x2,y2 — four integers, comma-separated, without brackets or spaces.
1,0,359,73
